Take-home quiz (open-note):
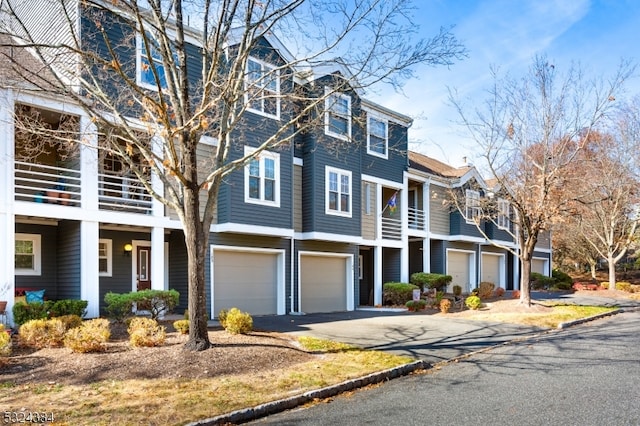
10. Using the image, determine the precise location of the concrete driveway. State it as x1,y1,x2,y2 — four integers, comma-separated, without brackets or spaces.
252,292,640,364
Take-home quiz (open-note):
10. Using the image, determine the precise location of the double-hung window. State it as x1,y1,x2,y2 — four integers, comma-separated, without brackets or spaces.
326,166,352,217
465,189,481,224
15,233,41,276
98,239,113,277
497,198,510,230
245,147,280,206
246,57,280,118
325,88,351,140
137,33,168,90
367,115,388,158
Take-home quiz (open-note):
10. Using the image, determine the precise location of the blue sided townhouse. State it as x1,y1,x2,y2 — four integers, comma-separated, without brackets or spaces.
0,2,550,325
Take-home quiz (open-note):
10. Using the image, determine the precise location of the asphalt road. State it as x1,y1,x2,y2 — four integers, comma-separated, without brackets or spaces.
251,310,640,426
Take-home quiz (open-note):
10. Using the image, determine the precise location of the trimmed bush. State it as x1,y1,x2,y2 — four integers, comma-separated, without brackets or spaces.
173,319,189,335
56,314,83,331
64,318,111,353
221,307,253,335
465,295,482,310
494,287,505,297
512,290,520,299
616,282,632,292
12,301,51,326
105,290,180,321
0,325,11,357
128,317,166,347
478,282,495,299
405,299,426,311
410,273,452,292
19,318,66,348
552,269,573,286
48,299,88,318
383,282,419,306
600,282,609,290
530,272,555,290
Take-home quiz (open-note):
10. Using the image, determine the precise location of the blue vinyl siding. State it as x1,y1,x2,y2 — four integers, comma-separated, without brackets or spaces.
361,121,408,183
15,223,58,297
168,230,189,313
382,247,401,284
450,211,484,238
430,240,445,274
57,220,81,300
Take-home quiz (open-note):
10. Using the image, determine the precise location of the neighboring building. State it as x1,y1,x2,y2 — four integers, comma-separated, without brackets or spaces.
0,4,548,325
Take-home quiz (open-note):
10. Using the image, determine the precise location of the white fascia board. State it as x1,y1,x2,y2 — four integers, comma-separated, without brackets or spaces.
360,174,403,189
295,231,364,245
213,222,294,238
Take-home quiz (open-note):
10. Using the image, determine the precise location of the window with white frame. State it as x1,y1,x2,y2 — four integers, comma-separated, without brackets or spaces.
325,89,351,140
326,166,352,216
15,233,41,276
465,189,481,223
244,147,280,206
246,57,280,118
367,115,388,158
98,239,113,277
137,33,167,90
497,198,510,230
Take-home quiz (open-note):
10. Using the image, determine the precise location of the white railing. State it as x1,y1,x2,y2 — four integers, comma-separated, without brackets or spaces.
98,172,152,214
381,216,402,240
14,161,81,207
408,207,425,230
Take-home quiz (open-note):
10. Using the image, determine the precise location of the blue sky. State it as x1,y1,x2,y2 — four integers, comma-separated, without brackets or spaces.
368,0,640,166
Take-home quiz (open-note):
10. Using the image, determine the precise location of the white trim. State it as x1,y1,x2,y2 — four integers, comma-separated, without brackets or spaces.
210,245,286,317
325,166,352,217
98,238,113,277
297,251,355,314
293,157,304,166
14,233,41,276
212,222,294,238
497,198,510,230
465,189,481,224
360,174,403,189
324,87,352,141
244,146,280,207
295,231,364,245
136,33,166,91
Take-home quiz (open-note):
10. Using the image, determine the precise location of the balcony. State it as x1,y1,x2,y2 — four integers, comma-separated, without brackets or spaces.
408,207,425,230
381,216,402,240
14,161,81,206
98,172,153,214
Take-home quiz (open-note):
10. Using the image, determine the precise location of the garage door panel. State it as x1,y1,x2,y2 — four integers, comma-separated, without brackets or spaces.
532,259,546,275
482,254,501,287
447,251,470,293
301,255,347,313
214,251,278,316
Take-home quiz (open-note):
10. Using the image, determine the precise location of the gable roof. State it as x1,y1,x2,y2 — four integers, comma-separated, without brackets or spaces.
409,151,471,178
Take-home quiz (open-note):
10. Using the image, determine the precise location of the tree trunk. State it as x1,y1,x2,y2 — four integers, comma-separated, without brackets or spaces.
589,261,597,280
182,186,212,352
519,258,532,306
608,255,617,291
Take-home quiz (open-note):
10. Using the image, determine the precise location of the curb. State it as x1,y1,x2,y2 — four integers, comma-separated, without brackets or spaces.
557,306,633,329
185,360,429,426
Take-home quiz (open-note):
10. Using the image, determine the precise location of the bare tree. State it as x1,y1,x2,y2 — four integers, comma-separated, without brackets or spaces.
449,55,633,306
569,108,640,289
0,0,466,350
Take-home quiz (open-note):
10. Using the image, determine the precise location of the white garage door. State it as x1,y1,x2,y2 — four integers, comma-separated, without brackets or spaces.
482,254,501,288
447,251,471,293
532,258,547,275
300,255,347,313
213,250,278,316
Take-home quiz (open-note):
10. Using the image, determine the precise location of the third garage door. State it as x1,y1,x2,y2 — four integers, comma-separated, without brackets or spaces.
300,255,347,313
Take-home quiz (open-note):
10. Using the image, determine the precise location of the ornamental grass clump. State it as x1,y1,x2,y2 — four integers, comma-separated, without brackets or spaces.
19,318,66,348
0,324,11,357
173,319,189,334
219,307,253,334
478,282,495,299
64,318,111,353
439,298,452,313
127,317,166,347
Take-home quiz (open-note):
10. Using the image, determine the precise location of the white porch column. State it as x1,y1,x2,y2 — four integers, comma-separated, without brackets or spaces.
0,89,16,324
150,226,165,290
423,180,431,272
373,245,383,306
80,117,99,211
400,173,409,282
422,238,430,273
80,220,100,318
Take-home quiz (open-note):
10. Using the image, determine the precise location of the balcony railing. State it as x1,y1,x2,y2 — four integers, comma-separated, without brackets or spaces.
14,161,81,207
408,207,425,230
98,172,152,214
381,216,402,240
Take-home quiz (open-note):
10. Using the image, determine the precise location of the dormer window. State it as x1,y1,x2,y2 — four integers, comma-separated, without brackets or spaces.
367,115,388,158
246,57,280,119
325,88,351,140
497,198,510,229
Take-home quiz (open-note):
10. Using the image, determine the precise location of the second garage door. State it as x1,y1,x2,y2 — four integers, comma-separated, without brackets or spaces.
300,255,347,313
481,253,502,288
447,251,472,293
213,250,279,316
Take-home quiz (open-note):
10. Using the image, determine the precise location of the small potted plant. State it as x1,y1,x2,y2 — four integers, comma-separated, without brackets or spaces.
405,299,426,312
